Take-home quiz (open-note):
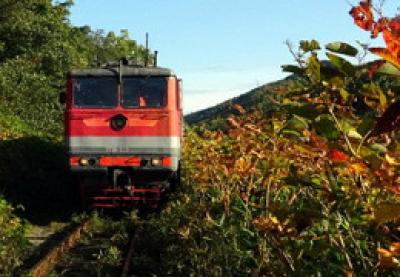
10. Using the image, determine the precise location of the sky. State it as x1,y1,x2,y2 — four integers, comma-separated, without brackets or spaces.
69,0,399,114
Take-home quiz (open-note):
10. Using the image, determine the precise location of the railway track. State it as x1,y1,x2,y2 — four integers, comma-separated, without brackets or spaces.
20,219,90,277
121,225,143,277
18,215,142,277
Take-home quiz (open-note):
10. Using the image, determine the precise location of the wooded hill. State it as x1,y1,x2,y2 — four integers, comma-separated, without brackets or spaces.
184,77,293,125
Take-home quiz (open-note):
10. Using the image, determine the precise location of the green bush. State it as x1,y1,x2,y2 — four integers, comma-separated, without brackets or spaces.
0,196,28,274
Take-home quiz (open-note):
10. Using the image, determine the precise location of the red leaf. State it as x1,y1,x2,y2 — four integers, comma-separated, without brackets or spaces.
309,133,328,151
371,100,400,136
328,149,349,163
369,48,400,69
372,18,388,38
349,1,374,31
368,60,386,78
384,17,400,56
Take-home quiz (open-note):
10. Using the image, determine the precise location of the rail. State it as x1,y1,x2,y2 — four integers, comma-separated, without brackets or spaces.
21,219,90,277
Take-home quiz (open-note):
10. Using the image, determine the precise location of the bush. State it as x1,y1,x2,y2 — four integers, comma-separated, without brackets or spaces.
0,196,28,274
132,34,400,275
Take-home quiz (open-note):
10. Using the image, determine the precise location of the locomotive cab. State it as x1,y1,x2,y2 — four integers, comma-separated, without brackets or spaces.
63,62,182,208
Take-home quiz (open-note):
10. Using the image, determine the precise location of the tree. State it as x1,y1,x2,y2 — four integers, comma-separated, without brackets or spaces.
0,0,149,136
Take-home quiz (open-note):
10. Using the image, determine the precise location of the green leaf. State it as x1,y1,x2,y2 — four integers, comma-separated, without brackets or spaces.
338,119,354,133
325,42,358,57
339,88,349,102
369,143,387,154
362,83,387,108
376,62,400,76
281,64,304,75
313,114,340,141
281,129,302,137
339,119,362,139
326,53,355,76
311,177,322,187
328,77,345,89
300,40,321,52
285,115,309,132
282,103,322,119
357,112,376,136
306,54,321,84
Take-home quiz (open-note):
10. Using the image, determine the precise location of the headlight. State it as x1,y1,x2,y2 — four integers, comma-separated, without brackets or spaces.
79,158,96,166
110,114,127,131
79,158,89,166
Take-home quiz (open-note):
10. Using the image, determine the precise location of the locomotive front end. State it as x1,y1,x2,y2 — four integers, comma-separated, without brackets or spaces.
63,64,182,208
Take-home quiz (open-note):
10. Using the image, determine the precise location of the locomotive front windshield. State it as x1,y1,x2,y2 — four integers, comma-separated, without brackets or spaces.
122,77,166,108
73,77,118,108
72,76,166,108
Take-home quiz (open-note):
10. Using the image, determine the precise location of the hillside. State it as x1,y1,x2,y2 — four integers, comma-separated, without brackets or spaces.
184,77,293,125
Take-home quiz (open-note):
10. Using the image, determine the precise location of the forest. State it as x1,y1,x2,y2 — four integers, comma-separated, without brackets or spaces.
1,0,400,276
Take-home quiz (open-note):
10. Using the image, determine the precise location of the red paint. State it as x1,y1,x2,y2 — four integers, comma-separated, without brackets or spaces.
99,156,141,167
65,77,182,137
67,72,182,209
84,186,161,209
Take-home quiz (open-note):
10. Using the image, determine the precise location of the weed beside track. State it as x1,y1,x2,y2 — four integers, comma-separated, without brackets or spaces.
51,212,139,277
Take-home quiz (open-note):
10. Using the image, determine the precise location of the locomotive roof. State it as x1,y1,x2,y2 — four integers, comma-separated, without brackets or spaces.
68,66,175,77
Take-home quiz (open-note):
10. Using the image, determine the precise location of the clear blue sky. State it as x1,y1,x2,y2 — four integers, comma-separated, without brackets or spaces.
69,0,399,114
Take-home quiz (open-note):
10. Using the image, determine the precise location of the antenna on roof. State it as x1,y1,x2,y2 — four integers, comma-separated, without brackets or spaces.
145,32,149,67
154,50,158,67
118,59,123,84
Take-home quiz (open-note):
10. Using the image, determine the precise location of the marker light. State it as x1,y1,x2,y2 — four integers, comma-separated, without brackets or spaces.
151,158,162,166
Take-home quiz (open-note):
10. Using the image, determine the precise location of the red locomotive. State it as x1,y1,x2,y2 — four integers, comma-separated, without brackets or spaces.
62,59,182,209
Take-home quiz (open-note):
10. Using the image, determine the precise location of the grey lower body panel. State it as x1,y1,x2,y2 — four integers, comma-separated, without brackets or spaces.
67,136,181,171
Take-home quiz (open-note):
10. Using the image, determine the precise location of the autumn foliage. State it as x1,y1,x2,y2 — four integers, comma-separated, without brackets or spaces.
350,0,400,69
127,2,400,275
350,1,400,139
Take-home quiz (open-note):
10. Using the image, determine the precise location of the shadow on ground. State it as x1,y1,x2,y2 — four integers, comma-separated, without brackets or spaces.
0,136,80,225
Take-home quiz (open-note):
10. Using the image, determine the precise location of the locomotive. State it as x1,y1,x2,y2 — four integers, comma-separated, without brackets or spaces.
62,59,183,209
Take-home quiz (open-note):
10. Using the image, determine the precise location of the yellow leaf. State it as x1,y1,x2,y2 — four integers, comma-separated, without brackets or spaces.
227,116,240,128
390,242,400,256
233,103,246,114
347,129,363,139
177,226,190,239
272,119,284,132
385,154,400,166
293,144,314,155
374,202,400,224
253,216,284,233
235,157,246,172
350,163,367,174
378,248,400,268
270,216,280,225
